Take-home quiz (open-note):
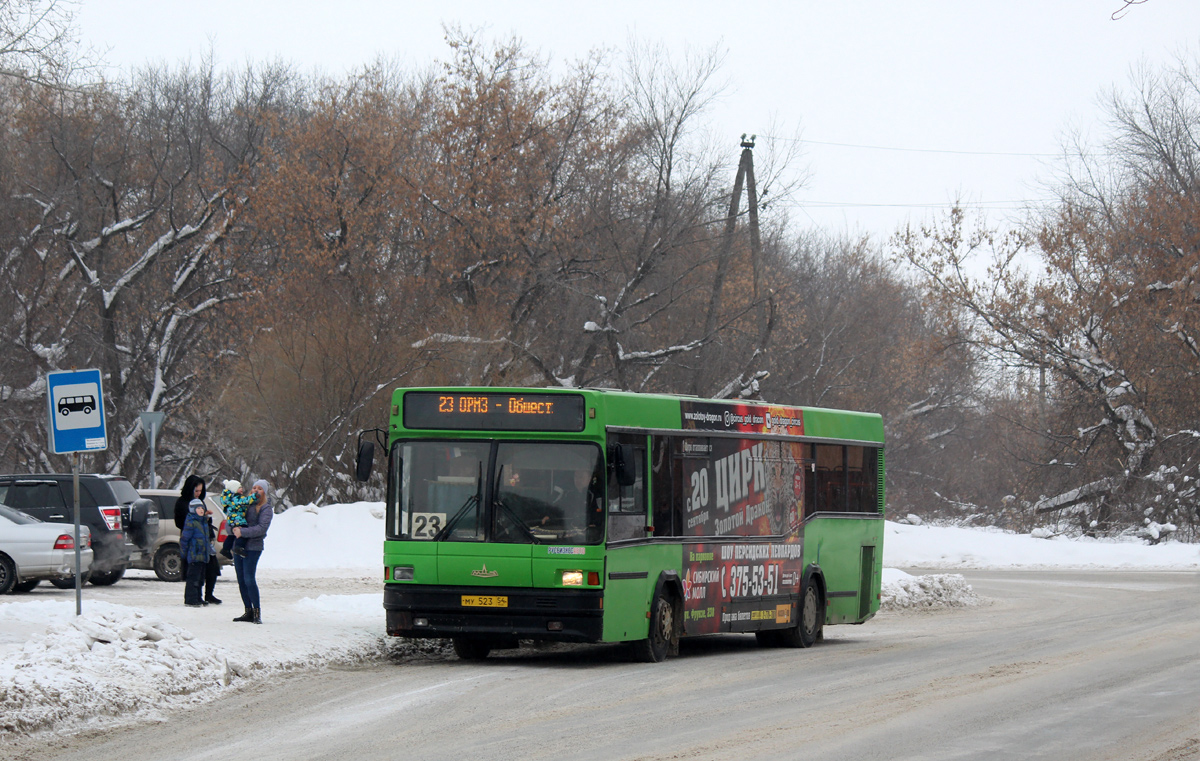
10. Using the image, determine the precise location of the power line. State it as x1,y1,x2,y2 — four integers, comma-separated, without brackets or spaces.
760,134,1060,158
795,198,1056,209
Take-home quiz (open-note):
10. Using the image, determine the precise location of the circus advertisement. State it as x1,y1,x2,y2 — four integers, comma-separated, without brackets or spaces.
675,437,805,538
675,434,807,634
680,399,805,437
681,541,805,635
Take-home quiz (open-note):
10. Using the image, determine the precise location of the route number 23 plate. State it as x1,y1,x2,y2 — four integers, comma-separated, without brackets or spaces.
411,512,447,539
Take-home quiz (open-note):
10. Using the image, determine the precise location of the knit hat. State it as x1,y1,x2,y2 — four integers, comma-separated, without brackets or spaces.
223,479,242,493
252,479,272,510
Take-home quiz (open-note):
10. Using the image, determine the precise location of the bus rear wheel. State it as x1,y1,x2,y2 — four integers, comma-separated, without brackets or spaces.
778,582,822,648
633,592,675,663
452,637,491,660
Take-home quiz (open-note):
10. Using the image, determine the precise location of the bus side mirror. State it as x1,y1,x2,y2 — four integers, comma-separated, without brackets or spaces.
355,441,375,482
612,444,637,487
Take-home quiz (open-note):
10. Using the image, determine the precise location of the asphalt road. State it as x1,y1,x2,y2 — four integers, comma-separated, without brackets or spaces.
12,570,1200,761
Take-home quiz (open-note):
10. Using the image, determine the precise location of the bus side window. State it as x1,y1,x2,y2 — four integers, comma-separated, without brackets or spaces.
814,444,846,512
803,445,817,519
651,435,679,537
607,433,647,541
850,446,879,513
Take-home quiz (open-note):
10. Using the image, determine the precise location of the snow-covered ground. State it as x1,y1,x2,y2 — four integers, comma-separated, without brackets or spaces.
1,504,1197,738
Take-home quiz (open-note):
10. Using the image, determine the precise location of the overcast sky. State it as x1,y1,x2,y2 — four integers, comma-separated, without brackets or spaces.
77,1,1200,241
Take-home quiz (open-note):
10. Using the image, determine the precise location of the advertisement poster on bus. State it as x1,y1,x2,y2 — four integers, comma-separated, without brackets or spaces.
674,433,808,634
679,399,805,437
681,541,806,635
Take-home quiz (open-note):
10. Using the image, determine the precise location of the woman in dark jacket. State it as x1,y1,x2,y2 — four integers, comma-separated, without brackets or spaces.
174,475,221,604
231,478,273,624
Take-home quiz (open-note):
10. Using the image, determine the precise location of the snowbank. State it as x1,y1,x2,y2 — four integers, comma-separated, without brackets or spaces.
880,569,980,610
0,603,232,734
259,501,385,570
885,520,1200,570
0,593,404,736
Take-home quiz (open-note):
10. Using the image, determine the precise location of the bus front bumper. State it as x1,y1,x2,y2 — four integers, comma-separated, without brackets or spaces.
384,584,604,642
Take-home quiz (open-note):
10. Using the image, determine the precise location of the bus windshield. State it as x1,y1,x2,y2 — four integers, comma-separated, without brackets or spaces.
387,440,604,545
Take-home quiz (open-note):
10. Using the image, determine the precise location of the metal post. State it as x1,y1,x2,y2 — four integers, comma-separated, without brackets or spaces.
73,452,81,616
139,411,164,490
148,423,157,489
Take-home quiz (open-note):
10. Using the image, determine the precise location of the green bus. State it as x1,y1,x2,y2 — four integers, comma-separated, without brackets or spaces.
354,387,884,662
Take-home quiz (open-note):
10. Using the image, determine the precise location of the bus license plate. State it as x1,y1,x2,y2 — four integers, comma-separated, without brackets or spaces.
461,595,508,608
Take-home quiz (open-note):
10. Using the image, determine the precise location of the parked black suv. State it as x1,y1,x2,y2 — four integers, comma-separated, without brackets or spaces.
0,474,159,585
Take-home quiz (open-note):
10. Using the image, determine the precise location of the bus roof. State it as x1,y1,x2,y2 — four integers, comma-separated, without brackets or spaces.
389,387,885,445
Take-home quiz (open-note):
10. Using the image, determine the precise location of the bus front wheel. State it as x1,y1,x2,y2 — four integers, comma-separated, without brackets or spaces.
633,592,675,663
778,582,823,648
452,637,491,661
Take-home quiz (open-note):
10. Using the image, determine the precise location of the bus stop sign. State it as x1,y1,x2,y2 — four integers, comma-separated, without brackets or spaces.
47,369,108,455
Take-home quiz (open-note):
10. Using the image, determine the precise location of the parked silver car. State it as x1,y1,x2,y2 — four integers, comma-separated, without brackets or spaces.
135,489,229,582
0,503,93,594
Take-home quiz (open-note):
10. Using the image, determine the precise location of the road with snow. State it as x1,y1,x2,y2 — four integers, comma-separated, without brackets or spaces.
10,569,1199,761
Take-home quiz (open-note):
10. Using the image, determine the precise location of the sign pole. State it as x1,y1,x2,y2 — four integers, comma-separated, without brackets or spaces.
46,368,108,618
139,411,165,490
73,452,81,616
148,423,156,489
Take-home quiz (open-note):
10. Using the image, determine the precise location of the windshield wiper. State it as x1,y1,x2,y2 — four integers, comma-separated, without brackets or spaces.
493,496,540,544
431,461,484,542
431,494,478,541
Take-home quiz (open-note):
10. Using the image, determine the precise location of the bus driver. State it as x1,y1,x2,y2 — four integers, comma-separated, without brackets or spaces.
555,466,603,542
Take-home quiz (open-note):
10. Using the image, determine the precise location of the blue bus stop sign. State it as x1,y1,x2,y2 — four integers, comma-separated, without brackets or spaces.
47,369,108,455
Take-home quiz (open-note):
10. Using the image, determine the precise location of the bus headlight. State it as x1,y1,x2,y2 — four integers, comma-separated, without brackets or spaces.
393,566,414,581
562,570,583,586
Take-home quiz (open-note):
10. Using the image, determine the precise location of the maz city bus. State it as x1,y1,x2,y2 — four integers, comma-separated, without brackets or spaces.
354,387,884,662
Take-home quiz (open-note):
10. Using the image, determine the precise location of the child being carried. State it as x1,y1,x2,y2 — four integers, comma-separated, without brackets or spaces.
219,479,256,559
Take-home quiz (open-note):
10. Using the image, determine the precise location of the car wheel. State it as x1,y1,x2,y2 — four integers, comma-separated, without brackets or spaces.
0,554,15,595
12,579,40,593
88,566,126,586
154,545,183,582
50,573,88,589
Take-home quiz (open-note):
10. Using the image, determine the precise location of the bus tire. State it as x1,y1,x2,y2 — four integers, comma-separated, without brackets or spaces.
633,592,675,663
452,637,491,660
755,630,779,647
779,581,823,648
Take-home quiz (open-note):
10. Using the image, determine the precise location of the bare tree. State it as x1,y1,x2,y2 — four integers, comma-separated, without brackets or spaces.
0,0,94,86
0,62,294,484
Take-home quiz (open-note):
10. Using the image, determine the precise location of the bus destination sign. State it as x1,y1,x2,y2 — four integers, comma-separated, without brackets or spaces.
403,392,586,432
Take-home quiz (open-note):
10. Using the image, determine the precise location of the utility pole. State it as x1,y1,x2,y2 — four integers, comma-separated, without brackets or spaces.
695,135,771,396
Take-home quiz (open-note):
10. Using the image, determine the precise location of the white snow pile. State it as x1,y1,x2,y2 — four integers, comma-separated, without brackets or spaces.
0,602,242,734
885,520,1200,569
259,500,385,570
880,568,980,611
